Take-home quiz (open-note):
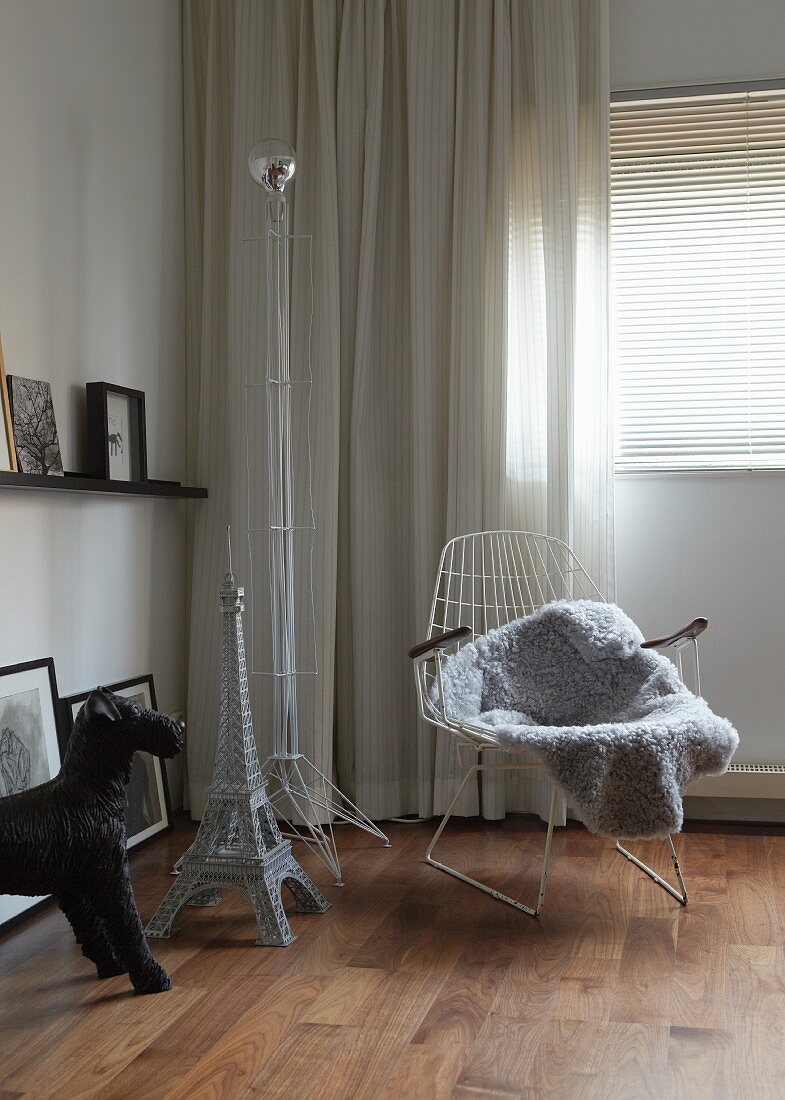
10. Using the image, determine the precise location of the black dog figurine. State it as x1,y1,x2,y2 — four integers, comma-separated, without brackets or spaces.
0,687,182,994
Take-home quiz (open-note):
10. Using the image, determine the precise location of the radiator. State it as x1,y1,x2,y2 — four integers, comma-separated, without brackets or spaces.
685,763,785,799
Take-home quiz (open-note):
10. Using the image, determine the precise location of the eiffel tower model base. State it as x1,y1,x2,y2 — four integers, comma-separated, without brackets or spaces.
145,808,328,947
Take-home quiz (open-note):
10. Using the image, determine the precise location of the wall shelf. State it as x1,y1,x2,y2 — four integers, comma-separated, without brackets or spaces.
0,471,207,499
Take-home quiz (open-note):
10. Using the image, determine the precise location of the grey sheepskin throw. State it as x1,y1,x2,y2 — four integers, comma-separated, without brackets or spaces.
435,600,738,838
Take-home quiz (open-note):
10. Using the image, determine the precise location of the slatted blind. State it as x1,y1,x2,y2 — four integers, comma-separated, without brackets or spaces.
611,89,785,470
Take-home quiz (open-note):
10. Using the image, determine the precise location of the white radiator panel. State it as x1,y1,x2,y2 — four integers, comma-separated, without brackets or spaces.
685,763,785,800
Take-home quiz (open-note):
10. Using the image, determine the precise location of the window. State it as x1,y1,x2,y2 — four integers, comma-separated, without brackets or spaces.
610,86,785,470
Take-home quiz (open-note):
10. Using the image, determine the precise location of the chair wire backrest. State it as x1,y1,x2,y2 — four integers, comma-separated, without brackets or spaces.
428,531,605,641
417,532,606,730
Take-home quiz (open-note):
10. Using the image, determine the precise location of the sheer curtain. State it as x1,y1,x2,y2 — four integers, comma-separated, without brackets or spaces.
182,0,613,823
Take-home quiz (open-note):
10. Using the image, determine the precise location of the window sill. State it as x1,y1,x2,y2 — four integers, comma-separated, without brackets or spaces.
615,466,785,478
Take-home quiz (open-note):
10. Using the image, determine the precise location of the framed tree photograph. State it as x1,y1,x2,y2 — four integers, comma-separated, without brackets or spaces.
0,336,17,473
86,382,147,483
65,675,172,850
0,657,63,931
6,376,64,476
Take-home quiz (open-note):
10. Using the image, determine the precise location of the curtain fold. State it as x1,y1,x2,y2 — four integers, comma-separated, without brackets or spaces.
183,0,612,823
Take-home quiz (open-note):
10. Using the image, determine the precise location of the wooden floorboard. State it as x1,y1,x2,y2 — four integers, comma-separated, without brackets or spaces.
1,816,785,1098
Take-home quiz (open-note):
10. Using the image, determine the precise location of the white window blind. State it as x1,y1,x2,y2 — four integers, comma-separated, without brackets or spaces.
611,88,785,470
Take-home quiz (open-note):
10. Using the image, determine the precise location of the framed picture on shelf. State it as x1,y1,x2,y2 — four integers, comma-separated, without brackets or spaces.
64,675,172,850
0,336,17,472
86,382,147,483
6,375,64,476
0,657,63,931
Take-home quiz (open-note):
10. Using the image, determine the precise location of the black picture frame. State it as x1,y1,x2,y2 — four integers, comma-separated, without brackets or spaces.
86,382,148,483
0,656,64,933
63,675,173,853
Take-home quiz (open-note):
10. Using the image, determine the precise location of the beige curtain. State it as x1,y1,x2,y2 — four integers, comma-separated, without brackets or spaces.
182,0,612,823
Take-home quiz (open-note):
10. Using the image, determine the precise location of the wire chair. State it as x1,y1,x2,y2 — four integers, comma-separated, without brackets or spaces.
410,531,701,916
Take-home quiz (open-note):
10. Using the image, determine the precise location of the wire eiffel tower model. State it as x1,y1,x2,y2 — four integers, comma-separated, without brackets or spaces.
145,530,328,946
247,140,390,887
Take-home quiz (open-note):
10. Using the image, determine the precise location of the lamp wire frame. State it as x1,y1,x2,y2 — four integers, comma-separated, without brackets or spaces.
245,189,389,886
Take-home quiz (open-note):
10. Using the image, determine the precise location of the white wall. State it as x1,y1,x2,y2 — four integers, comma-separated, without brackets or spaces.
615,475,785,763
610,0,785,89
0,2,187,798
611,1,785,767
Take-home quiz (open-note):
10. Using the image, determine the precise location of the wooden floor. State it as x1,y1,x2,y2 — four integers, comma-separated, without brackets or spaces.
2,817,785,1099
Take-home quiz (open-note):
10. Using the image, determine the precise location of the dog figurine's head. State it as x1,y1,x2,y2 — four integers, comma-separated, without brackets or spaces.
65,687,183,778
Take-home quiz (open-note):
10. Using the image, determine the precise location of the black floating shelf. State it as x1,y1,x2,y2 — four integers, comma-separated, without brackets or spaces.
0,471,207,499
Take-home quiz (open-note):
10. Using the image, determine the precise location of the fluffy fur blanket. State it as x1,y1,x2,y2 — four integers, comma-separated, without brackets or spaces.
436,600,738,838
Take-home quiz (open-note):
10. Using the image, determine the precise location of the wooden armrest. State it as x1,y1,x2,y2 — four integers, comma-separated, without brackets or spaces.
641,616,708,649
408,626,472,661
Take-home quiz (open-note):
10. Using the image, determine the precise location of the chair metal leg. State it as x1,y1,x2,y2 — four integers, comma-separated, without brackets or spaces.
426,766,558,917
426,760,687,914
615,835,688,905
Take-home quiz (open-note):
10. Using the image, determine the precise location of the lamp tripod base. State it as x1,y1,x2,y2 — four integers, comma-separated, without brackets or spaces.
262,753,390,886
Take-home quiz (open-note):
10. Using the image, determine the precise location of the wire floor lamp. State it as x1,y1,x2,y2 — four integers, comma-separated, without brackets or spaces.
245,140,389,885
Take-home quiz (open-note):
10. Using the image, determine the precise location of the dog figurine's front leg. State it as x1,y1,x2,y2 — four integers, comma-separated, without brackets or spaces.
58,894,126,979
94,872,171,994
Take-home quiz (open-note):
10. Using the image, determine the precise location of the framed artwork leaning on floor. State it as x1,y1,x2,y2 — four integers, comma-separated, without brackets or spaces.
0,657,63,930
64,675,173,851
